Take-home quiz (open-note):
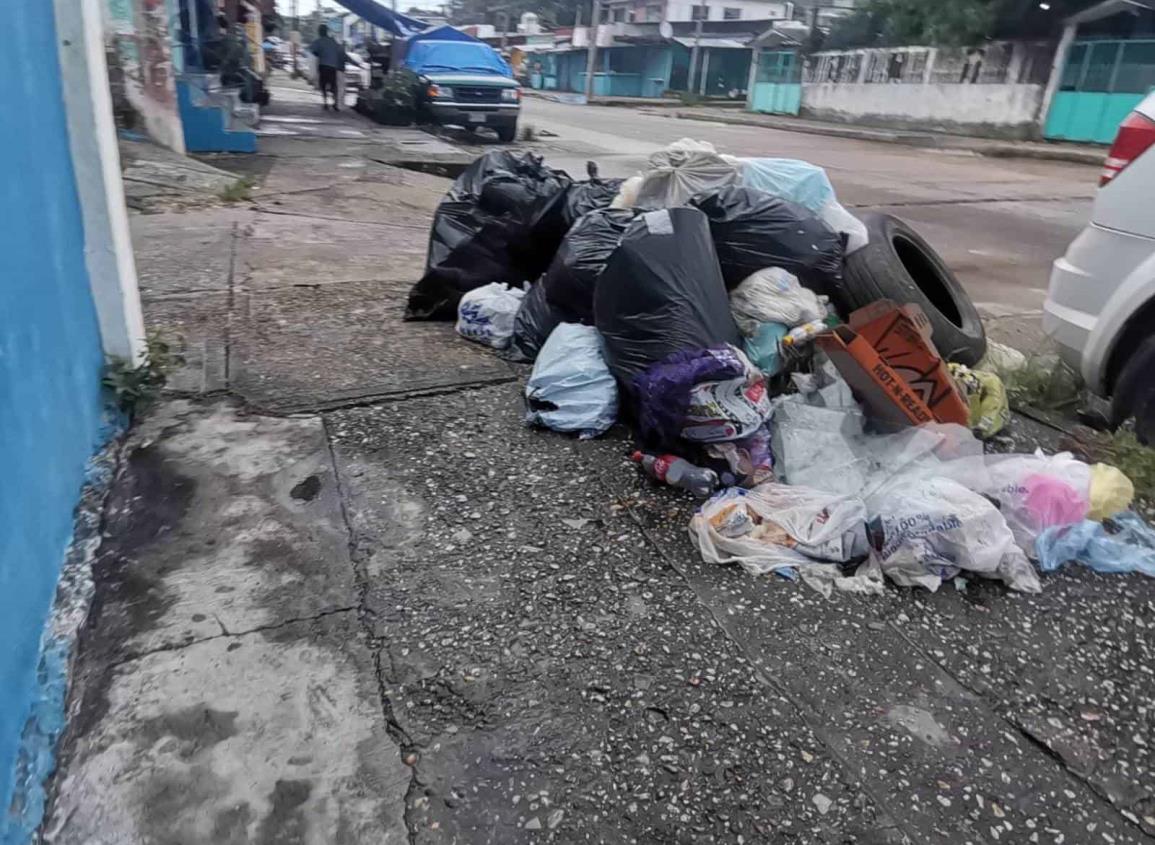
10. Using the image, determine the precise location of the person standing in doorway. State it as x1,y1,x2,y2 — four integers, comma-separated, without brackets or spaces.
310,25,345,111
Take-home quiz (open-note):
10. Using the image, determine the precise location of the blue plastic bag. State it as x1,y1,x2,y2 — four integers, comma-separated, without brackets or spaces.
1035,511,1155,577
525,323,618,438
738,159,835,213
743,322,788,376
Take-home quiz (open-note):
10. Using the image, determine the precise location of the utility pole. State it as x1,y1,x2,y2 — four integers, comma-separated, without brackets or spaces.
583,0,600,100
500,9,508,49
291,0,299,77
687,14,702,95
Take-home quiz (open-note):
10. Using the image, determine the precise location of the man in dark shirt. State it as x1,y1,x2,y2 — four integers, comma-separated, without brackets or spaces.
309,25,345,111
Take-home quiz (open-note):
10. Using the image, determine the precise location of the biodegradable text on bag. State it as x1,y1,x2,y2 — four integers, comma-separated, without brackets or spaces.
867,477,1041,593
455,282,525,350
525,323,618,438
691,483,869,576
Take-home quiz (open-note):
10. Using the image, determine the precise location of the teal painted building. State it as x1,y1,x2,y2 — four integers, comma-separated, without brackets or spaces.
1045,0,1155,143
526,28,758,100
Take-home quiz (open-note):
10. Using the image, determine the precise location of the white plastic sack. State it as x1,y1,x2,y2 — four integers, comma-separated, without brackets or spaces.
867,477,1041,593
690,483,869,576
611,175,642,209
819,200,869,254
730,267,826,335
633,138,741,209
978,451,1092,554
525,323,618,439
455,282,525,349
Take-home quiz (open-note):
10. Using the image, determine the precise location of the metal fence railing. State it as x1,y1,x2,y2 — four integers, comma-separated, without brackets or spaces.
803,40,1055,86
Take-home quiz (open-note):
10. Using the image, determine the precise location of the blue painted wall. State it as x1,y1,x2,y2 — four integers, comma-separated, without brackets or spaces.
0,0,106,834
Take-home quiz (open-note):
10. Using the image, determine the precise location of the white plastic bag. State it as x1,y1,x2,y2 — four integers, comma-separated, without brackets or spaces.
730,267,825,335
979,451,1092,554
866,477,1041,593
633,139,741,209
690,483,869,576
455,282,525,350
819,200,868,254
611,175,642,209
525,323,618,438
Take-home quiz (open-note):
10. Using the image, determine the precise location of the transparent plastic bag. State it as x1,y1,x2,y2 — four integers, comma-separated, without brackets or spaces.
980,452,1091,553
690,483,869,576
867,477,1041,593
729,267,825,336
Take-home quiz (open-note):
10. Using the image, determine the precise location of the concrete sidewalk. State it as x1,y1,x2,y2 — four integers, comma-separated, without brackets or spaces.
42,85,1155,844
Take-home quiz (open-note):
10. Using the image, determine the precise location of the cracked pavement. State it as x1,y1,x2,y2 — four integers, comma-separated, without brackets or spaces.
42,81,1155,843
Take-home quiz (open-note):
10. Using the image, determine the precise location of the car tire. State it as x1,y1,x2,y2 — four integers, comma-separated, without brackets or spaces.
830,212,987,366
496,123,517,143
1111,334,1155,444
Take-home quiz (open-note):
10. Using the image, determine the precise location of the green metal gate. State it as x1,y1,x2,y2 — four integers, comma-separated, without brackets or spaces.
1045,39,1155,143
749,50,801,115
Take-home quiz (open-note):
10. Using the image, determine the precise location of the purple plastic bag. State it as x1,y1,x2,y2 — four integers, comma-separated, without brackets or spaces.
632,346,748,449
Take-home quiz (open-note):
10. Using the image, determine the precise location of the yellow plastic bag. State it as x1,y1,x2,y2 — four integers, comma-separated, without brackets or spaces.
1088,463,1134,520
949,364,1011,440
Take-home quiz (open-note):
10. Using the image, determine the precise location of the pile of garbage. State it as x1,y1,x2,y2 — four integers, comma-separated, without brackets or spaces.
406,141,1150,595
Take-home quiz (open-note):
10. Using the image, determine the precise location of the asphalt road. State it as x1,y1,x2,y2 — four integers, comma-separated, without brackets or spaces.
519,97,1101,351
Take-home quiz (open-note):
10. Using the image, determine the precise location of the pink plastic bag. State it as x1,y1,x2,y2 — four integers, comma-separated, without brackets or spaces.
1023,473,1089,531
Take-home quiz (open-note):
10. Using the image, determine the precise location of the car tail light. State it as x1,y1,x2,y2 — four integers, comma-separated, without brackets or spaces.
1100,111,1155,187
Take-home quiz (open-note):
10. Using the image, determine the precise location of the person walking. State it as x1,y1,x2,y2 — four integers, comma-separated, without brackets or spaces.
309,25,345,111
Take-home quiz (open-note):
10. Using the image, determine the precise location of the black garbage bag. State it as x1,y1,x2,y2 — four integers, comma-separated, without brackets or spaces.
689,186,844,293
406,151,572,320
542,208,636,324
505,281,576,363
594,208,741,387
560,178,627,230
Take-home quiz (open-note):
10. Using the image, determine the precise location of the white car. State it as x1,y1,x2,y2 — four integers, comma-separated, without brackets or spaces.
1044,90,1155,441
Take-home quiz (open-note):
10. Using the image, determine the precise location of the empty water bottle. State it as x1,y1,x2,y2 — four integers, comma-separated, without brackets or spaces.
631,451,719,498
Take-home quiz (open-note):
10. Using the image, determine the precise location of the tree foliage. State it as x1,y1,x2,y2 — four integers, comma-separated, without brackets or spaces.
823,0,1088,49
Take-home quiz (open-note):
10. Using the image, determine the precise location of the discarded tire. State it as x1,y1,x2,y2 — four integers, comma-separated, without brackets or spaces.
831,212,986,366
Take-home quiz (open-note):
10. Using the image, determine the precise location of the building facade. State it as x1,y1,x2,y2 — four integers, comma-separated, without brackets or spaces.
2,0,145,840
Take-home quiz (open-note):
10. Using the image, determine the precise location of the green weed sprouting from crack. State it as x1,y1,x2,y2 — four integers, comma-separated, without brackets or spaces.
103,331,185,416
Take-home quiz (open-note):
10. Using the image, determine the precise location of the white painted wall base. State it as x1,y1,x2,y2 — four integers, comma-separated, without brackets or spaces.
54,0,147,364
802,82,1046,139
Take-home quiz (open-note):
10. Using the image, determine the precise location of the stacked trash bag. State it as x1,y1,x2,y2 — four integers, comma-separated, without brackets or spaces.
406,140,1151,596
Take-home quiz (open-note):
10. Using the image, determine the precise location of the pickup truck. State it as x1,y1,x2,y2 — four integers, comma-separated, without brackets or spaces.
405,36,521,142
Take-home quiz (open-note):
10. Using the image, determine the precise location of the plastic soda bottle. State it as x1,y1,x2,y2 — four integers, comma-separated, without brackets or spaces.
631,451,719,498
781,318,832,347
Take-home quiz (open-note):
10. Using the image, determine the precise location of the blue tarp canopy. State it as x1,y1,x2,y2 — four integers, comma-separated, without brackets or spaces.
330,0,429,37
406,24,479,44
403,38,513,77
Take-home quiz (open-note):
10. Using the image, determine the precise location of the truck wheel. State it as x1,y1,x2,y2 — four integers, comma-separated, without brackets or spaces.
1111,334,1155,444
829,212,987,366
496,123,517,143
